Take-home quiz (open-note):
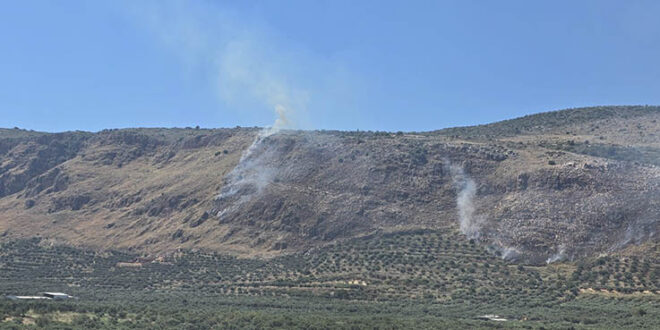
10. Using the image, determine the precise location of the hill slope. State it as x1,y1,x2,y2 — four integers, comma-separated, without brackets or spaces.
0,106,659,263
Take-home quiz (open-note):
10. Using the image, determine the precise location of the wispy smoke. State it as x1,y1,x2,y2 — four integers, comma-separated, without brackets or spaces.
125,1,310,131
124,1,340,215
214,134,278,217
216,38,309,132
500,246,522,261
609,218,656,252
448,163,485,239
546,244,567,264
124,0,362,131
212,36,308,213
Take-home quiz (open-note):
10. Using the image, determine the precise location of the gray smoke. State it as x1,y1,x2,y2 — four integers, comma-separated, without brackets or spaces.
500,246,522,261
545,244,567,264
449,163,485,239
214,120,289,218
609,218,656,252
124,1,319,130
213,34,307,215
126,1,349,218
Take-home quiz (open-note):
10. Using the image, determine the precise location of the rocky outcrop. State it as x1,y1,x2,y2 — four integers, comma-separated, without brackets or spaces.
49,194,92,212
0,133,89,198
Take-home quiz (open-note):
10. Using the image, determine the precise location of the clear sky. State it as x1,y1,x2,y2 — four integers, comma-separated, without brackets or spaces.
1,0,659,132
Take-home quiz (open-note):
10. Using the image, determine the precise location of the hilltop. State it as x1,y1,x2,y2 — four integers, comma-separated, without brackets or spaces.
0,106,658,264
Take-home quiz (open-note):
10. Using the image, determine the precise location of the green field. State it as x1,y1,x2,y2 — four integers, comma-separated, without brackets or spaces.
1,232,658,329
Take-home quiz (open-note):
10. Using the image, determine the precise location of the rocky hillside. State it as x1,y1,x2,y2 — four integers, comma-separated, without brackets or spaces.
0,106,658,264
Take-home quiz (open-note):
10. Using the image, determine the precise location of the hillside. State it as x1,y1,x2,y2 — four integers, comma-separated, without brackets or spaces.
0,106,659,265
1,106,659,328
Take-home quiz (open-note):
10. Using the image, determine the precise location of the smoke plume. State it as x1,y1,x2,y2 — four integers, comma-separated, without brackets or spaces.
123,1,361,130
124,1,333,214
545,245,567,264
213,40,307,214
448,163,485,239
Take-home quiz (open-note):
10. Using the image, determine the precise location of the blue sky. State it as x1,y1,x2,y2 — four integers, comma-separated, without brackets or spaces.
1,0,659,132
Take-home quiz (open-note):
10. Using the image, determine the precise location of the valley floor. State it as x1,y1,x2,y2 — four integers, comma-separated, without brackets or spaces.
0,231,658,329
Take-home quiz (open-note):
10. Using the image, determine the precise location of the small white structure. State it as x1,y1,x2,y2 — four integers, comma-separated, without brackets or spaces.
42,292,73,300
476,314,507,322
6,292,74,300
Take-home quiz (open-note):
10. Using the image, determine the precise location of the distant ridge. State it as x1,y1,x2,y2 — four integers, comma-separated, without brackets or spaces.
431,105,660,138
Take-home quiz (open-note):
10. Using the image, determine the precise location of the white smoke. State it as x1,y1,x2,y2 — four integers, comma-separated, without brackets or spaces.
213,42,305,212
501,246,522,261
123,2,369,221
213,104,294,216
448,163,485,239
608,218,656,252
546,244,567,264
122,1,322,131
214,131,278,216
122,1,363,131
123,1,328,214
216,38,308,133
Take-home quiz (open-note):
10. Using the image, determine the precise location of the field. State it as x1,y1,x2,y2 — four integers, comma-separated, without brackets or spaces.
1,232,657,329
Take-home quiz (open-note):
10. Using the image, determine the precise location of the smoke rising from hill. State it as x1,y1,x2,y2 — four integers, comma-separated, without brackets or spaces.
216,37,308,133
126,1,364,215
448,163,485,239
125,1,335,214
546,245,567,264
214,134,277,217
